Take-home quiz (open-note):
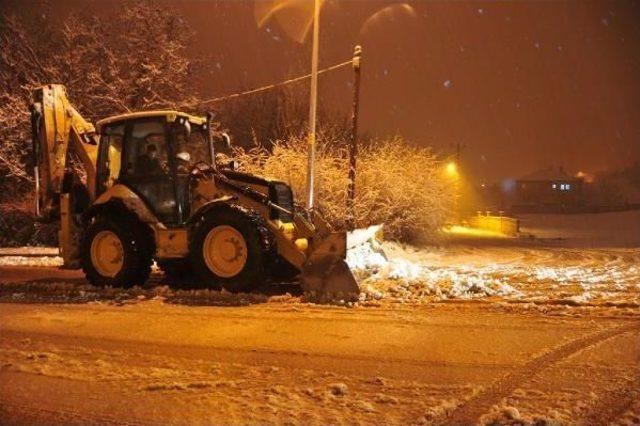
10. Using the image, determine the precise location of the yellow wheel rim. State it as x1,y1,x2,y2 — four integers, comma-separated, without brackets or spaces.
90,230,124,278
203,225,248,278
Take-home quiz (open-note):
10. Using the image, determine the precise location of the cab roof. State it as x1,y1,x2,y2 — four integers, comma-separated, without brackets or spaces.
95,110,206,132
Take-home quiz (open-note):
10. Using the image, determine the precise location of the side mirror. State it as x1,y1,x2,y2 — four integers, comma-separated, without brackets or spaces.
221,132,231,149
174,117,191,139
183,120,191,139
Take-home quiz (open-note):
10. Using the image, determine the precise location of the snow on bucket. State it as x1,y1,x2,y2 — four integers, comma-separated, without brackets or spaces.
346,225,387,274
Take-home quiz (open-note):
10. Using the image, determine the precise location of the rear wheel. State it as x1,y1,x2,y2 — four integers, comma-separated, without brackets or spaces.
81,216,153,288
189,206,273,293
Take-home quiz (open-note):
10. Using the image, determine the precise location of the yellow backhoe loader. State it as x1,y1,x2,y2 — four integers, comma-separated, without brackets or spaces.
30,84,359,302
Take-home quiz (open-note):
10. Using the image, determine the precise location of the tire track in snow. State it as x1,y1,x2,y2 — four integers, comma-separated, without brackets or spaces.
442,321,640,425
578,374,640,426
0,400,154,426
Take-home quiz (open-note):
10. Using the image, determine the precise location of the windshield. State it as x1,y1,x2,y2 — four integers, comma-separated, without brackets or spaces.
174,123,211,174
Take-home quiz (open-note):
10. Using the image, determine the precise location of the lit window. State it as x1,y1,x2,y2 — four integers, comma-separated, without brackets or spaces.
566,184,571,190
552,183,556,189
560,184,566,190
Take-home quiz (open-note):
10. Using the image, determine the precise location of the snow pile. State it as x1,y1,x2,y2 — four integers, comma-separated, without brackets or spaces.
345,227,639,306
346,228,521,303
346,225,388,275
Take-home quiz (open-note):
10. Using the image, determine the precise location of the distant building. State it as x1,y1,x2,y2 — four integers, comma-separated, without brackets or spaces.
513,166,584,212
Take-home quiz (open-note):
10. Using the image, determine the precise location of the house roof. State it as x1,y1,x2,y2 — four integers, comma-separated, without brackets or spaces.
518,166,580,181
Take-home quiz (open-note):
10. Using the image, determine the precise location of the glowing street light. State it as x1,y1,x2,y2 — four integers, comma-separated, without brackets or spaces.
446,161,458,177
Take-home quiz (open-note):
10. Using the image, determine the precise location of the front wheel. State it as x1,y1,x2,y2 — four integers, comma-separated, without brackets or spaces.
189,206,273,293
81,217,152,288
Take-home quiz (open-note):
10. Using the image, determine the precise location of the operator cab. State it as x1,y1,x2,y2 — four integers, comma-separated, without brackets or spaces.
95,111,211,225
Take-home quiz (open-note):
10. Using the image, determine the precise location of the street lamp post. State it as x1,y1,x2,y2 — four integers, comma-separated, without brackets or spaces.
305,0,321,211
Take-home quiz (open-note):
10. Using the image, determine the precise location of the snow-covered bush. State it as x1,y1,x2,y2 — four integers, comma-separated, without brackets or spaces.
0,2,198,198
233,134,456,242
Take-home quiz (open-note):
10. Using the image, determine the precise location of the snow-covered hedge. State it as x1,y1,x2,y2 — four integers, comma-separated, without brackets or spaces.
233,134,456,242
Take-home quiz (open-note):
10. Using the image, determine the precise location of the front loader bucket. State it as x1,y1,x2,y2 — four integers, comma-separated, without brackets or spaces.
301,254,359,303
300,233,359,303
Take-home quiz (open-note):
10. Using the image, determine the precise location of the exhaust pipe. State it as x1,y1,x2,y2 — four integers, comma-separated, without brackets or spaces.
30,103,42,217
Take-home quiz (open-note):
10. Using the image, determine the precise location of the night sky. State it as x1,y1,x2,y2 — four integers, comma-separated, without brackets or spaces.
7,0,640,182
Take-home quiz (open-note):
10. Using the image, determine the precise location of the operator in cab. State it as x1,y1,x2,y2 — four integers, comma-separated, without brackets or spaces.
137,144,164,175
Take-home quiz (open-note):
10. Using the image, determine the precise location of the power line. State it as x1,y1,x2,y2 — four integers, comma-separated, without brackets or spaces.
196,59,353,107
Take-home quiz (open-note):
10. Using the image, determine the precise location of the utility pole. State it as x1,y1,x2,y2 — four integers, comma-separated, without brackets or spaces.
347,45,362,230
305,0,321,211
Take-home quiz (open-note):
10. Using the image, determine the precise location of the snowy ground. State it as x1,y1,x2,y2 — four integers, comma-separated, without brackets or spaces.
0,301,638,425
348,211,640,307
0,211,638,424
519,210,640,248
350,241,639,308
3,212,639,308
2,241,637,309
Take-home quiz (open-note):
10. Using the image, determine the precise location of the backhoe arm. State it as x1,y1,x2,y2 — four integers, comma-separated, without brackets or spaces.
31,84,98,218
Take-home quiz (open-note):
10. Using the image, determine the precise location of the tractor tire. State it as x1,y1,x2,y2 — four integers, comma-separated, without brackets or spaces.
189,205,274,293
80,216,153,288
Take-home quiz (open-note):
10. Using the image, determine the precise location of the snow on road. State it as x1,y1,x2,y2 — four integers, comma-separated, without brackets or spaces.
348,240,639,307
0,254,62,267
1,240,638,308
0,301,638,425
1,211,639,308
1,219,639,424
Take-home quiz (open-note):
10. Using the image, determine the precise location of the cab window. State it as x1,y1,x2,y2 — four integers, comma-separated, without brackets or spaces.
121,118,179,224
124,120,169,177
173,123,210,174
97,124,124,194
